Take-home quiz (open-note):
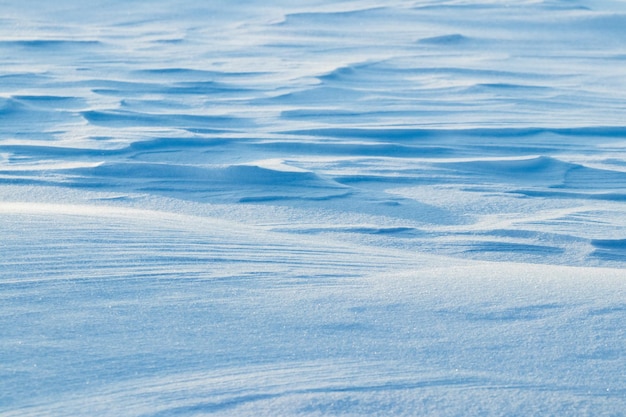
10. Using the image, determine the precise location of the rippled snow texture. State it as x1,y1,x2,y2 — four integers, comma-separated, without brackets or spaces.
2,1,626,416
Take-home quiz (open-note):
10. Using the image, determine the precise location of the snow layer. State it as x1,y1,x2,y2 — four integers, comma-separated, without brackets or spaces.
1,0,626,415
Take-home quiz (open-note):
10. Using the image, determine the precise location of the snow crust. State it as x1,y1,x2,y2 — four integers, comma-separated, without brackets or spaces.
2,0,626,415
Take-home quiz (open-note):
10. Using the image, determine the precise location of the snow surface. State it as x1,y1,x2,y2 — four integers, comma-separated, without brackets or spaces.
2,0,626,415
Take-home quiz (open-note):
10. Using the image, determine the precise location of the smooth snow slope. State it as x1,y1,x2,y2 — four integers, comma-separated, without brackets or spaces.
1,0,626,415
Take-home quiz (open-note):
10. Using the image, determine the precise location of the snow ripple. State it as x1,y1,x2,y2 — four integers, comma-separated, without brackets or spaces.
3,0,626,415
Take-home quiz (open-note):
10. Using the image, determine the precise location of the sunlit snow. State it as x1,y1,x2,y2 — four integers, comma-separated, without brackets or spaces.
2,1,625,415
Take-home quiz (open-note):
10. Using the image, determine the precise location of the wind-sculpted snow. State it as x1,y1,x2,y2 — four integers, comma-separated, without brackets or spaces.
2,0,626,415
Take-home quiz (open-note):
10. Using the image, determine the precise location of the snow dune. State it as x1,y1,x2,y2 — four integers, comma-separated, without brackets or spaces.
2,0,626,415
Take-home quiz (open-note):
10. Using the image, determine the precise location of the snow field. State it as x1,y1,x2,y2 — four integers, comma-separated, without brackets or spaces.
2,0,626,415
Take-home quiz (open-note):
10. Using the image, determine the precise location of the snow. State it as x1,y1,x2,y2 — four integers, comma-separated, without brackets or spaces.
2,0,626,415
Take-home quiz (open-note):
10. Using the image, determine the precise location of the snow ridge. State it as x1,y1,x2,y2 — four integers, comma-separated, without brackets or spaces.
2,0,626,415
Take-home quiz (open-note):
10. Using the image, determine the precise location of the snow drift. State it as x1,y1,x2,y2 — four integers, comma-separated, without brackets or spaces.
2,0,626,415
